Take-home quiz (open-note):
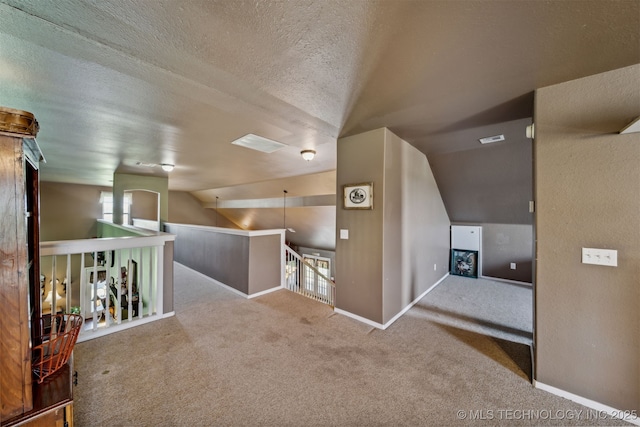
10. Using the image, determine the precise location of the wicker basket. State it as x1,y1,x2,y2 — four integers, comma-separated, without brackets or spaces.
32,314,83,384
0,106,39,137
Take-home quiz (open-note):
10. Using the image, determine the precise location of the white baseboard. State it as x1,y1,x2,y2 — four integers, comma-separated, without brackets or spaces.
247,286,282,299
480,275,532,287
421,272,450,297
534,381,639,426
77,313,165,343
334,308,385,329
335,273,450,330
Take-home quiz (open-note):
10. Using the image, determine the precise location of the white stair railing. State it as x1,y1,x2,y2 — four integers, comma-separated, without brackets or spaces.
284,245,335,307
40,234,173,342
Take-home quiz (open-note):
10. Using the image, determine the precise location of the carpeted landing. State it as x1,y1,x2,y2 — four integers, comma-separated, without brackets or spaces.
72,263,629,426
413,275,533,346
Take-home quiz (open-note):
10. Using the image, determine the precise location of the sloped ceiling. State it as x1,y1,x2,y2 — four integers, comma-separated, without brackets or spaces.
0,0,638,250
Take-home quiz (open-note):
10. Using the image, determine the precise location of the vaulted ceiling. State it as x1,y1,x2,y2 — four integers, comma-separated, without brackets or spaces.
1,0,638,249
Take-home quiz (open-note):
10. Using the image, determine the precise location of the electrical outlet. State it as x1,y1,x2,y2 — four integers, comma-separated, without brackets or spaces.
582,248,617,267
434,263,437,271
510,263,516,270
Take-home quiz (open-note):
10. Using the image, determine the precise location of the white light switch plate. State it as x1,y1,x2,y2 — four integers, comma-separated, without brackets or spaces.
340,229,349,239
582,248,617,267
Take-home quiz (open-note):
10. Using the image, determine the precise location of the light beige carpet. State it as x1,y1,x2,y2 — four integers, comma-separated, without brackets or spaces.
414,275,533,345
72,263,629,426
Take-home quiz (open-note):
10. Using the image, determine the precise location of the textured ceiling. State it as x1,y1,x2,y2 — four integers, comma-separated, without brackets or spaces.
0,0,638,249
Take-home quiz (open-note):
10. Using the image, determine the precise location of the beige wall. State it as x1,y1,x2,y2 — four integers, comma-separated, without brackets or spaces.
113,173,168,226
394,132,450,322
40,181,110,241
382,130,403,323
336,128,450,325
130,190,159,222
169,191,237,228
40,182,235,239
335,129,386,323
248,234,282,294
535,64,639,411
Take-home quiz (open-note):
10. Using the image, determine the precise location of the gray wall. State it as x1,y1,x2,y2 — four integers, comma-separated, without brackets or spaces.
535,64,639,411
163,240,174,313
481,223,533,283
166,224,250,294
166,224,282,296
336,128,450,325
429,140,534,282
429,141,533,225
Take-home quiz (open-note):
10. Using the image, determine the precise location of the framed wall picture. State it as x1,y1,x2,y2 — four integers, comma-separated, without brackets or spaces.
450,249,478,278
343,182,373,209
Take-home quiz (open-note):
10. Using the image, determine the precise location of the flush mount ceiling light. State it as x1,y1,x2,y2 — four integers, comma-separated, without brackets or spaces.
300,149,316,161
479,134,505,144
231,133,287,153
161,163,174,172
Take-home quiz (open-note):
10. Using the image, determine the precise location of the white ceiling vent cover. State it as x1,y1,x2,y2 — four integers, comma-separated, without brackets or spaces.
231,134,287,153
479,134,505,144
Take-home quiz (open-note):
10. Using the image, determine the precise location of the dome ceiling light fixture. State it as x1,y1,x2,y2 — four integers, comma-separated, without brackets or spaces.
161,163,175,172
300,149,316,161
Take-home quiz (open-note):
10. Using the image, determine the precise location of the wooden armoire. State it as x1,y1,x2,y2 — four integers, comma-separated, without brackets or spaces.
0,108,74,426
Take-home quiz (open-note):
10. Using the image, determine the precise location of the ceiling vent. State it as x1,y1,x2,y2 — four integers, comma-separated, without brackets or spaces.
231,133,287,153
479,134,505,144
135,161,157,167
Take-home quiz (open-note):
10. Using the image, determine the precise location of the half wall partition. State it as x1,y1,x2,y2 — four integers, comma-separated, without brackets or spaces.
164,223,284,298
